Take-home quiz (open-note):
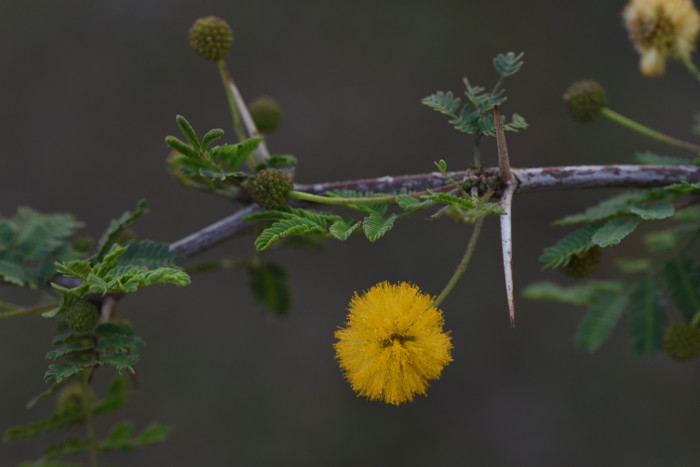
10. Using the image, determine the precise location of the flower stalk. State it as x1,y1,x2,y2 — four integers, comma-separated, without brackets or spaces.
433,217,485,308
601,107,700,154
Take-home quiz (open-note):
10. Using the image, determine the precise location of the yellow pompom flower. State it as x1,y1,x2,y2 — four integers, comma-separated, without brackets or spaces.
334,282,453,405
623,0,700,76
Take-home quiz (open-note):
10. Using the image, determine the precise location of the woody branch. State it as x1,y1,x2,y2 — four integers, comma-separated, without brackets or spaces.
168,164,700,257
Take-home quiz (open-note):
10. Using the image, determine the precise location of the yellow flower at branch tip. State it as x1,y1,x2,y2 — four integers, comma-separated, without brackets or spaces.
334,282,453,406
623,0,700,76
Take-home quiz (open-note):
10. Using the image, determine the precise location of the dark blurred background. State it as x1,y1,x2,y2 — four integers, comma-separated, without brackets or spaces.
1,1,698,465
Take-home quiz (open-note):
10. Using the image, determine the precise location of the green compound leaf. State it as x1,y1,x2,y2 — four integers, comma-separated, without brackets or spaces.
4,408,86,442
423,191,477,210
463,78,492,106
554,191,650,225
95,375,131,414
362,213,397,242
421,91,461,117
0,219,14,250
11,208,83,261
396,195,433,210
94,199,147,262
201,128,224,150
42,437,91,459
627,200,674,220
0,208,85,287
96,335,145,353
629,277,667,354
664,256,700,322
55,260,91,281
107,266,191,293
45,341,95,360
107,420,135,443
0,258,37,287
134,422,172,445
247,262,292,316
55,244,189,296
102,422,171,451
117,240,183,270
254,217,327,251
493,51,524,77
175,115,201,152
591,217,641,247
164,135,199,159
449,105,481,134
247,206,343,224
574,292,629,352
26,381,68,409
504,113,529,132
87,273,110,294
45,363,89,384
210,137,261,171
539,223,602,269
634,152,692,165
265,154,298,168
662,181,700,194
198,169,250,184
98,353,139,372
329,218,361,240
523,280,623,306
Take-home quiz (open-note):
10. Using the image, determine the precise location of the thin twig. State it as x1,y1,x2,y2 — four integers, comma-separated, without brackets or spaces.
0,303,56,319
294,164,700,195
169,164,700,261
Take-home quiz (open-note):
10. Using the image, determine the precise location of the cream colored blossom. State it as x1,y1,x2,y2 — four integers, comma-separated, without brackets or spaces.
334,282,453,405
623,0,700,76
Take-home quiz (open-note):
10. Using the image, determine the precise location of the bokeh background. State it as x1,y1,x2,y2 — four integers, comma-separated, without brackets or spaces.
1,1,699,465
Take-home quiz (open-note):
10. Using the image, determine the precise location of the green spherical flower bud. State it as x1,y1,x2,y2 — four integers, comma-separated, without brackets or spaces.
250,168,294,210
559,246,601,278
189,16,233,62
56,383,97,416
563,80,608,123
66,300,98,333
249,97,282,133
663,321,700,361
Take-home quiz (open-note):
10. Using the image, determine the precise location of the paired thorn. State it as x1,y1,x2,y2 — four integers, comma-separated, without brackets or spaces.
223,71,272,161
494,106,517,327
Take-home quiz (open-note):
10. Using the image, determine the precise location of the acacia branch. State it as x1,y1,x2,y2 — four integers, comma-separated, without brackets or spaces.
168,164,699,258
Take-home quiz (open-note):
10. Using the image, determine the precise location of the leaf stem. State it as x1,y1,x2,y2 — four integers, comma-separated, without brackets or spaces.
433,217,485,308
0,300,21,311
288,184,456,207
81,371,101,467
601,107,700,154
0,303,56,319
289,190,398,205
